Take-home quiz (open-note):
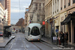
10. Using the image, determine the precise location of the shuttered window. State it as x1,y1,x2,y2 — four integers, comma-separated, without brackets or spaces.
73,0,75,3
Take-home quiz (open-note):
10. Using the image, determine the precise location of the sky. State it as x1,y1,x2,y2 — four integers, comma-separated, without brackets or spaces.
11,0,31,24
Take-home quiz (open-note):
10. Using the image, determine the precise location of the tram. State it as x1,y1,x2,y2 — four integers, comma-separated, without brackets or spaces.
25,23,42,41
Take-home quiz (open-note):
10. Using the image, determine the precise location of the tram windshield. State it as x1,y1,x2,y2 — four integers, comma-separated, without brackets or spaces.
31,27,40,36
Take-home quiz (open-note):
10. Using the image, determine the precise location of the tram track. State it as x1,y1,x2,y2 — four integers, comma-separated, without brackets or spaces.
32,42,42,50
31,40,52,50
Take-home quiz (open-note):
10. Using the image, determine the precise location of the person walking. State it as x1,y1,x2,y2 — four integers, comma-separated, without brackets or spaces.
60,31,64,46
8,31,11,38
58,31,61,45
64,32,68,46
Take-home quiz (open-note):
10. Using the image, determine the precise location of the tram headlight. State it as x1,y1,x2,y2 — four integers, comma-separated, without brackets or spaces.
38,39,39,40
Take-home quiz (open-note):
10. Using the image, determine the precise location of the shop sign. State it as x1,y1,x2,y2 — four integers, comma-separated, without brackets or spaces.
50,18,53,24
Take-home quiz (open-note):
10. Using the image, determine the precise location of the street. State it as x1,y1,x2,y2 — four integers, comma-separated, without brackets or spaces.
0,33,53,50
0,33,74,50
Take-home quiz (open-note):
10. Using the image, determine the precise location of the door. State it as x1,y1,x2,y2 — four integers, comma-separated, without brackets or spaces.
68,23,71,42
74,27,75,43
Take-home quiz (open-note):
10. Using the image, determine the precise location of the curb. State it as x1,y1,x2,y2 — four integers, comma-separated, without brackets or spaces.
5,36,15,47
0,36,15,48
41,39,58,48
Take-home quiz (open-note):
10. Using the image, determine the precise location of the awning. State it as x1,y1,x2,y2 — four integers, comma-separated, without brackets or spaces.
4,26,11,28
61,12,75,25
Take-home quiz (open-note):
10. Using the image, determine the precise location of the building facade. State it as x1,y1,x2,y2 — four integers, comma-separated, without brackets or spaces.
29,0,45,24
52,0,60,36
0,0,5,8
52,0,75,45
25,8,29,26
4,9,8,26
6,0,11,26
0,0,10,26
16,18,25,26
0,3,4,32
26,0,45,36
59,0,75,45
45,0,52,37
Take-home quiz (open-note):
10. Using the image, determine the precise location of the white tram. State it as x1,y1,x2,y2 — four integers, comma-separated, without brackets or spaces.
25,23,42,41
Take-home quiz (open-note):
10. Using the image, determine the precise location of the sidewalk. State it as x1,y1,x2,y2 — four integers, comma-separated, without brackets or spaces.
0,36,15,47
41,37,75,49
41,37,59,48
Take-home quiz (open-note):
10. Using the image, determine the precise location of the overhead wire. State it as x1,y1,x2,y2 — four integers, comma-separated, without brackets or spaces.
19,0,20,17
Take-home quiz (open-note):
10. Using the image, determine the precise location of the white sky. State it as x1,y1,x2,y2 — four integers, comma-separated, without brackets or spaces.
11,0,31,24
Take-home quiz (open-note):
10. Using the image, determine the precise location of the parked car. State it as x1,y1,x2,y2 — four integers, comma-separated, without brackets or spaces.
0,32,3,36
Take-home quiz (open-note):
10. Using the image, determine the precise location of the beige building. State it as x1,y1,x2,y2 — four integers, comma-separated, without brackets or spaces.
60,0,75,45
27,0,34,25
52,0,61,36
27,0,45,36
45,0,52,37
29,0,45,24
25,8,29,26
53,0,75,45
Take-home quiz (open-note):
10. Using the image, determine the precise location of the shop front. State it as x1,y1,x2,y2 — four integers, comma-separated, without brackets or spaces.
61,12,75,44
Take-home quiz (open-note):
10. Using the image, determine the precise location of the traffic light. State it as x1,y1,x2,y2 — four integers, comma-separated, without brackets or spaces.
42,21,45,25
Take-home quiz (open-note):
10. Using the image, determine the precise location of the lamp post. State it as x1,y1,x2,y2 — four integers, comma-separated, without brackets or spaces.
50,18,53,42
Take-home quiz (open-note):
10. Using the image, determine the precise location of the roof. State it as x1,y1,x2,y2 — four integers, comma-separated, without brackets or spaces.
28,23,42,29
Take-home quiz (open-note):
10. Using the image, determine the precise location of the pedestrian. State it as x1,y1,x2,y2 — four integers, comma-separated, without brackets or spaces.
64,32,68,45
60,31,64,46
58,31,61,45
8,31,11,38
66,32,68,45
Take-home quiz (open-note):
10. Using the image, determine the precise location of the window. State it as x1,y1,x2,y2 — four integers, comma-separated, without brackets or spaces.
53,12,54,14
37,15,39,17
43,3,44,6
68,0,70,6
39,3,41,11
61,7,62,10
31,27,40,36
57,9,59,12
64,5,66,8
61,0,62,10
28,28,30,36
55,11,56,13
64,0,66,8
39,3,41,6
73,0,75,3
68,3,70,6
37,18,40,21
55,0,56,3
35,3,37,10
36,6,37,10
